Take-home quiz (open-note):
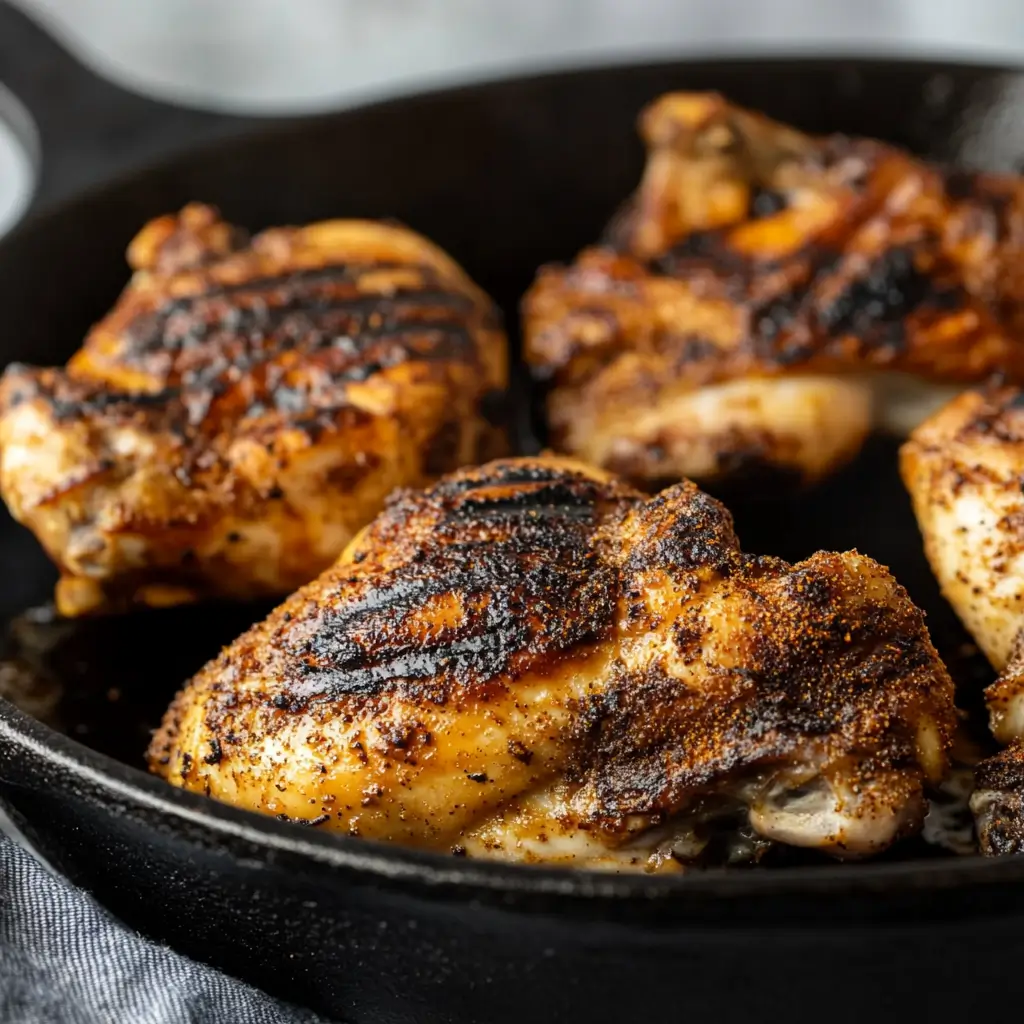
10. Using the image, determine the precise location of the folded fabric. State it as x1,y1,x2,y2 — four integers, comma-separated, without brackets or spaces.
0,831,332,1024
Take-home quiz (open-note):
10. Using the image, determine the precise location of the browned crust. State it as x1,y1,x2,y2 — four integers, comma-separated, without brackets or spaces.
0,204,508,613
973,742,1024,855
523,92,1024,475
900,385,1024,678
907,385,1024,450
150,456,956,845
5,207,504,455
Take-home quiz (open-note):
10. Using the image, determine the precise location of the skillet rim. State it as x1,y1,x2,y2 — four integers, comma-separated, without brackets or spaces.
8,688,1024,901
2,53,1024,903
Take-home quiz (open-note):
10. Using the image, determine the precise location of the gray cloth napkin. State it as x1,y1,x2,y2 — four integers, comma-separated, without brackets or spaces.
0,832,333,1024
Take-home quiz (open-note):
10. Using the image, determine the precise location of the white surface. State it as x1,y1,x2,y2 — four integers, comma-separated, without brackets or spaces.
0,84,35,236
8,0,1024,115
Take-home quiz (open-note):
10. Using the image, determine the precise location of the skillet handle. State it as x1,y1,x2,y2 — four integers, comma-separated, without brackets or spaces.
0,2,262,213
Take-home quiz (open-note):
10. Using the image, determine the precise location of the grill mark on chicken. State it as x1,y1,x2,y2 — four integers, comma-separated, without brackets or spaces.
125,271,480,357
133,259,446,312
12,366,380,446
17,271,488,436
279,472,620,702
444,482,601,522
816,246,936,342
553,240,972,387
50,384,182,421
286,549,614,701
651,230,756,280
429,459,592,496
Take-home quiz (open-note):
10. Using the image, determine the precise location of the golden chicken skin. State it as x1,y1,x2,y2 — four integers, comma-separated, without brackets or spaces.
524,91,1024,490
0,204,507,616
900,387,1024,746
150,456,956,871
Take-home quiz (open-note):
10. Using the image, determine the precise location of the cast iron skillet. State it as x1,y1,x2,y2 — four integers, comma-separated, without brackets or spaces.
3,6,1024,1022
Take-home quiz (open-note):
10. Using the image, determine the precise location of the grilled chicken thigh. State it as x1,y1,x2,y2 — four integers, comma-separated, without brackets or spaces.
524,92,1024,489
900,387,1024,744
150,456,956,870
0,204,507,616
902,389,1024,854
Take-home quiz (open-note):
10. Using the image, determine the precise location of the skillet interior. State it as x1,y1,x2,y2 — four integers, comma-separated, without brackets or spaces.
0,51,1015,873
2,56,1024,1023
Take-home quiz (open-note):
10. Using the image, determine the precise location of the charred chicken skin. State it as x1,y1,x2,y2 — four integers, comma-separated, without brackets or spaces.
524,92,1024,489
0,204,507,616
900,388,1024,855
900,387,1024,745
150,456,955,870
971,741,1024,856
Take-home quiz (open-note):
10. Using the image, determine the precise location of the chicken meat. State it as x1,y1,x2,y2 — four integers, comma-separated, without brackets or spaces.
150,455,956,870
0,204,507,616
902,387,1024,856
900,386,1024,746
524,91,1024,490
971,741,1024,856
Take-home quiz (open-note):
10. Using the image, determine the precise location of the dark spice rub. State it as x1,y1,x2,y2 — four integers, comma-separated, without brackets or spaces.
972,742,1024,856
0,203,508,616
524,91,1024,490
150,455,956,871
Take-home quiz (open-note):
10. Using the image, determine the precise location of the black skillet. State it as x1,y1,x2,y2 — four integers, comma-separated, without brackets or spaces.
0,5,1023,1022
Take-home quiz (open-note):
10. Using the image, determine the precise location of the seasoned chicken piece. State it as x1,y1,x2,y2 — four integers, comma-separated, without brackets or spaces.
989,633,1024,747
524,91,1024,489
971,742,1024,856
904,387,1024,848
150,456,956,870
900,387,1024,745
0,204,507,616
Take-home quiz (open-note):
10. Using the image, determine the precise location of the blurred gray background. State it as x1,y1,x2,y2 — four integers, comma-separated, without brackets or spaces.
11,0,1024,113
1,0,1024,234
